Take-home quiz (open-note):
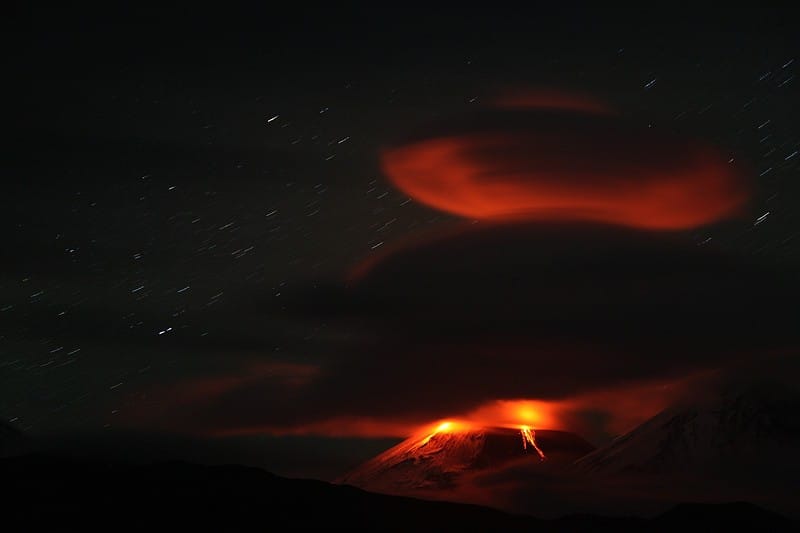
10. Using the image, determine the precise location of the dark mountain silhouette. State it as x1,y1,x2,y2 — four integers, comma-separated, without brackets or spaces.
2,454,794,531
654,502,795,531
0,421,27,456
576,380,800,475
559,377,800,520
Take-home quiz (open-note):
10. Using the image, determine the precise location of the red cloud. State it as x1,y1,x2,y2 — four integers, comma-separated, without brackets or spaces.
492,88,614,114
381,106,748,230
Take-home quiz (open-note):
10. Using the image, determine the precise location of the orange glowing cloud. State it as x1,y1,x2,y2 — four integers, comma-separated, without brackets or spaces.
227,404,563,440
241,383,681,440
396,378,693,442
381,102,748,230
122,360,321,432
124,363,698,443
459,399,562,431
163,361,319,405
492,88,614,114
210,416,424,439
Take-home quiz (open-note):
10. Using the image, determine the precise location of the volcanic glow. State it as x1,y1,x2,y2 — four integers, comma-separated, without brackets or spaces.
419,419,472,446
382,135,746,230
435,421,454,433
491,88,614,114
417,401,553,458
421,419,471,437
464,399,559,430
520,425,546,460
418,417,547,459
380,94,748,230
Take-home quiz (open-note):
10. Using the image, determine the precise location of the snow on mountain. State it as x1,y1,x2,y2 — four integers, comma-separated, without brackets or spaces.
338,425,594,494
575,380,800,475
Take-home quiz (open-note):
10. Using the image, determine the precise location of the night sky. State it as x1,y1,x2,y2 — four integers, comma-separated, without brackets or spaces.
5,7,800,479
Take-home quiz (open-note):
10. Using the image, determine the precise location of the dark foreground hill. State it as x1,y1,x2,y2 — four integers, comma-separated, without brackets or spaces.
0,420,27,455
2,455,794,531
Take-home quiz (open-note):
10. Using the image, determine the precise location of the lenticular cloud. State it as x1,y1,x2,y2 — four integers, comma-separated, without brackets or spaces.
381,95,748,230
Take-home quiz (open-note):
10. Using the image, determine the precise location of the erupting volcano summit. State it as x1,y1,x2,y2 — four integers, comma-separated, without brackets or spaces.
338,422,594,496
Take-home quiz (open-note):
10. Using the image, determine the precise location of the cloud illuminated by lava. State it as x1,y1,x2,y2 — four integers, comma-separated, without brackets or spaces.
459,399,561,430
381,96,748,230
491,88,614,114
255,380,685,441
125,351,700,445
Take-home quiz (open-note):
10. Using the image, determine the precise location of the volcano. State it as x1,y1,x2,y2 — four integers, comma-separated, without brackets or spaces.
576,379,800,476
565,377,800,519
338,424,594,495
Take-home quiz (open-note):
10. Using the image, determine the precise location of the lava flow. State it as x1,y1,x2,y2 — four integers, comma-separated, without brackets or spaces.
419,418,546,460
338,415,593,495
520,425,546,460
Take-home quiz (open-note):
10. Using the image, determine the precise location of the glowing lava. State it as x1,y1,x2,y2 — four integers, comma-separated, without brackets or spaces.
419,413,547,459
464,399,559,430
420,419,470,445
520,425,546,460
435,421,454,433
337,409,594,496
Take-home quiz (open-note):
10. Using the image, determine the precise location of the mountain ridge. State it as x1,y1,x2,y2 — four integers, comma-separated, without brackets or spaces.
576,380,800,475
2,454,794,531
